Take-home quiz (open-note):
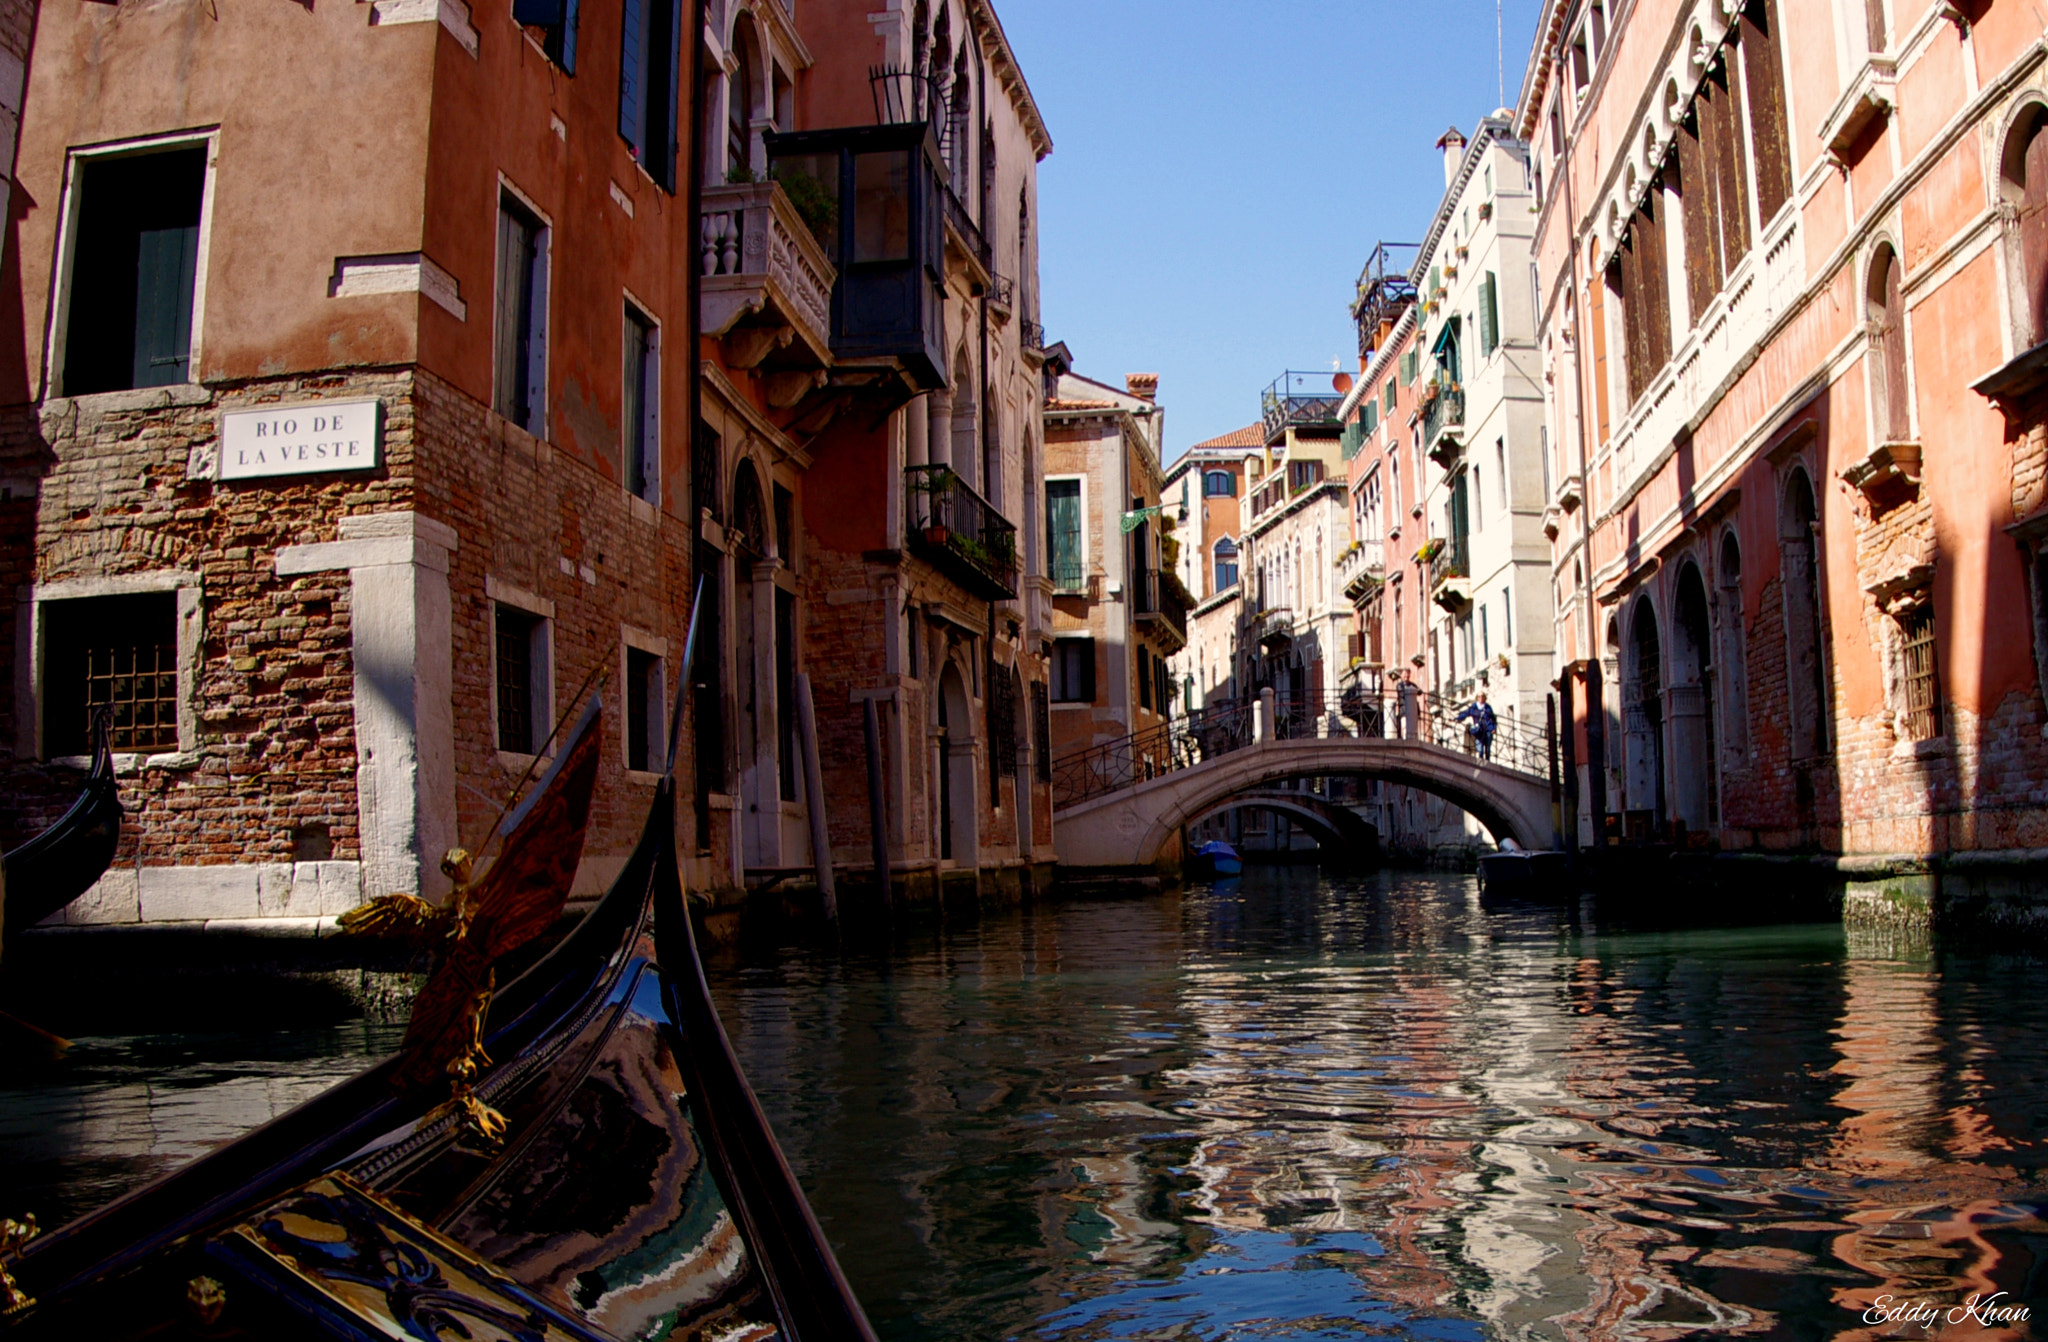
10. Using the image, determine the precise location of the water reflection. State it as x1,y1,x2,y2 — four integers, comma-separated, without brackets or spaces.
709,869,2048,1340
4,871,2045,1340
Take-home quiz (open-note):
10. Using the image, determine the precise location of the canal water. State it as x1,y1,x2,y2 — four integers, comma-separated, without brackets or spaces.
5,867,2047,1340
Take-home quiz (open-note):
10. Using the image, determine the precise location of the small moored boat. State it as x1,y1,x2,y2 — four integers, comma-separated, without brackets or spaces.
1,713,122,957
1476,841,1571,896
1194,840,1242,876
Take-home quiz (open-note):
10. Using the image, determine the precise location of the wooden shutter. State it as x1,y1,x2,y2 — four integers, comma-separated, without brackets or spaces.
619,0,648,154
1480,272,1499,354
133,218,198,389
2019,119,2048,345
656,0,683,190
1876,249,1910,441
1676,110,1719,324
1705,61,1752,273
1740,0,1793,224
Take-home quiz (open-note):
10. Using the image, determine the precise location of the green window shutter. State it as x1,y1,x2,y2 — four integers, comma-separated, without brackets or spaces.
1481,272,1499,355
1384,378,1397,414
1362,400,1378,435
1047,480,1081,589
133,219,199,388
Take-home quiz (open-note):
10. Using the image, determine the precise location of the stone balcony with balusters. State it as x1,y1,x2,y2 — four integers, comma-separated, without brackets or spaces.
699,181,837,370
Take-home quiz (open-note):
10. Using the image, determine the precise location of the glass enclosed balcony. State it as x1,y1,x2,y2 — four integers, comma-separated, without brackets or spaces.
767,122,949,389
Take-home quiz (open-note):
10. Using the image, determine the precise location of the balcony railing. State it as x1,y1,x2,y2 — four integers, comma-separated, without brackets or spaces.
905,464,1018,600
1020,318,1046,352
1337,540,1384,602
1422,382,1465,462
1427,535,1470,610
700,181,837,366
1260,371,1346,444
941,183,991,271
1131,568,1190,645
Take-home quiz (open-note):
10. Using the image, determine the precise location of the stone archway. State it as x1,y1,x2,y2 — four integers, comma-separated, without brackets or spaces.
1670,562,1716,832
935,659,977,866
1053,736,1552,871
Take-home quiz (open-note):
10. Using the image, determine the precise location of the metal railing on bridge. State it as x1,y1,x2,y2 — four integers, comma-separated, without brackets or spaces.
1050,684,1552,808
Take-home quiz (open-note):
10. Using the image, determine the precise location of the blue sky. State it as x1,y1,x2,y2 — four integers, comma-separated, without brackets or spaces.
999,0,1543,459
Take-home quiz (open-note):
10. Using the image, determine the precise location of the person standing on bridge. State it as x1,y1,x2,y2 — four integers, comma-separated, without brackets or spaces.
1396,670,1420,741
1457,691,1497,761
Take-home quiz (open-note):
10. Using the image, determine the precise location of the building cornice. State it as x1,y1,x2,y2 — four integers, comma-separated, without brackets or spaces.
966,0,1053,160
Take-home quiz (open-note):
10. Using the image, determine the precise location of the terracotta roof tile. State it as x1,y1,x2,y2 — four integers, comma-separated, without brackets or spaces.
1192,423,1266,449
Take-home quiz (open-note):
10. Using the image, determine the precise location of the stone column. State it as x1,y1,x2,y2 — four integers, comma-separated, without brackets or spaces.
277,511,458,903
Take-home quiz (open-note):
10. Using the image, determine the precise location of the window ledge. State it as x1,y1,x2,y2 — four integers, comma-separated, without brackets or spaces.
495,749,548,771
1817,56,1897,158
44,383,211,417
1971,338,2048,406
1892,735,1948,760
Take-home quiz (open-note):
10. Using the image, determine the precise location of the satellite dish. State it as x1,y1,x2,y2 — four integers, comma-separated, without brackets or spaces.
1332,372,1354,394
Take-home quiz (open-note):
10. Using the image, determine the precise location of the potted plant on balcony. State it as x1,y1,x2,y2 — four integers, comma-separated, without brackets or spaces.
908,466,956,545
1414,537,1444,564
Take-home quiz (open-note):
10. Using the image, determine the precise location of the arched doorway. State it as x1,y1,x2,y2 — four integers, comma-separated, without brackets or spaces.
1625,597,1664,828
1780,468,1828,759
1670,563,1716,833
731,461,770,864
935,659,976,865
1009,665,1032,859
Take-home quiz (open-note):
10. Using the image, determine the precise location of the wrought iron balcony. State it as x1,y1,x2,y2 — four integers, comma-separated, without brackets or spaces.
941,183,991,272
1020,318,1046,352
699,181,837,367
1422,382,1465,464
1131,567,1189,646
1260,371,1346,445
905,464,1018,600
1352,241,1420,361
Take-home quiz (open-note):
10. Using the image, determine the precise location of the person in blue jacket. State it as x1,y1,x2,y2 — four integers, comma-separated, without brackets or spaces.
1457,690,1497,760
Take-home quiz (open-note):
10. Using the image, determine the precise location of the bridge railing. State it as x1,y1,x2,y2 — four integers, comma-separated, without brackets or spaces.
1050,687,1551,808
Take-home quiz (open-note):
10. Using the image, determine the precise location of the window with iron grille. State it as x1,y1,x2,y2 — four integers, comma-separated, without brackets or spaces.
627,646,662,773
42,592,180,755
1046,478,1084,591
496,604,548,754
989,670,1017,777
1899,604,1941,741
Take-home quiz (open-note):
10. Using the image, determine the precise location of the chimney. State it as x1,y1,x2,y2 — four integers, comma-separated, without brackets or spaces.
1125,373,1159,402
1436,126,1466,189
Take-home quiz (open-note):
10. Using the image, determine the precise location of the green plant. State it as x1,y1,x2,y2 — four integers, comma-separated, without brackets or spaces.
725,164,759,185
771,165,838,248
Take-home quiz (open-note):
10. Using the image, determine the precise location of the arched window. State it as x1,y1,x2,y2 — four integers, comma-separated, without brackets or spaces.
731,459,766,560
2001,105,2048,349
1780,467,1828,759
1213,537,1239,592
1203,470,1235,497
726,20,759,180
1868,244,1910,442
1717,530,1749,761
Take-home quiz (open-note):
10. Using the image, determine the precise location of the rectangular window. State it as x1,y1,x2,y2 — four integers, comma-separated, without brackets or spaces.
41,592,180,755
1138,646,1152,711
1032,680,1051,781
495,604,550,754
1481,605,1490,659
1384,378,1397,416
1399,350,1417,385
618,0,684,191
62,147,206,396
1047,478,1083,591
626,645,662,772
624,303,659,502
512,0,580,70
1901,604,1941,741
1051,638,1096,703
1496,439,1507,511
1503,586,1514,646
495,195,550,435
1480,271,1499,355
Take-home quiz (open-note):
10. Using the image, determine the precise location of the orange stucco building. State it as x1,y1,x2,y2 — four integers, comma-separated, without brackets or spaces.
1526,0,2048,927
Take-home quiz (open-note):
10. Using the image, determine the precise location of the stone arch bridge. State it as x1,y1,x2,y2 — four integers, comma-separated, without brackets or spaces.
1051,690,1556,871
